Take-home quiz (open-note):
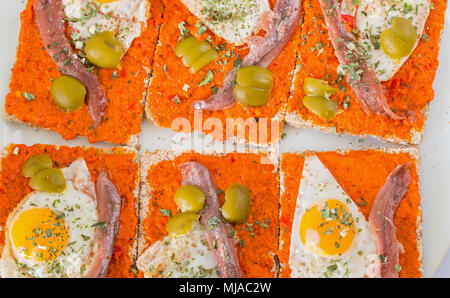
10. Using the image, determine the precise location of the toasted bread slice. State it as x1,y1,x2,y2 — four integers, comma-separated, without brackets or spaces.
279,146,422,277
138,150,280,277
4,0,162,146
0,144,140,278
286,0,447,145
144,0,300,145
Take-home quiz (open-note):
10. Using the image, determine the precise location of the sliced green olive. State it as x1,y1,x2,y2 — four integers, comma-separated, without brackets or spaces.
85,31,123,68
175,37,198,57
233,85,271,107
190,49,219,73
51,75,86,111
233,66,273,107
304,78,338,97
221,184,252,224
303,96,339,121
165,212,200,237
22,154,53,178
236,66,274,90
175,37,218,73
174,185,205,213
181,40,212,67
381,17,417,59
29,168,66,193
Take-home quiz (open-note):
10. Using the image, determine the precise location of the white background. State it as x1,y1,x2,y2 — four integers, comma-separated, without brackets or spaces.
1,0,449,277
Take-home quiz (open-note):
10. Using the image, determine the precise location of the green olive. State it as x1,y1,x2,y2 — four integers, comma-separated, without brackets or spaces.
304,78,338,97
85,31,123,68
51,75,86,111
221,184,252,224
381,17,417,59
303,95,339,121
165,212,200,237
233,85,271,107
233,66,273,107
236,66,274,90
174,185,205,213
181,40,212,67
190,49,219,73
175,37,218,73
22,154,53,178
29,168,66,193
175,37,198,57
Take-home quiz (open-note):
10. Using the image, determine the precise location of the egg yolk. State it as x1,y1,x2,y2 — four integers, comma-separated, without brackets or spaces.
96,0,119,3
11,208,69,262
299,199,356,257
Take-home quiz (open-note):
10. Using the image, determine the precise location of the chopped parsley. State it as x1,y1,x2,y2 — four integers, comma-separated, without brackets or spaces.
197,25,207,36
327,264,338,272
255,220,270,229
171,95,181,104
160,208,172,217
233,55,242,69
178,21,190,39
198,70,214,87
22,92,35,101
91,222,106,232
207,216,220,230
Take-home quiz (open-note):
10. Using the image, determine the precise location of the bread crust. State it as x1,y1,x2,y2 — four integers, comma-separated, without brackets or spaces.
285,108,428,145
5,114,140,148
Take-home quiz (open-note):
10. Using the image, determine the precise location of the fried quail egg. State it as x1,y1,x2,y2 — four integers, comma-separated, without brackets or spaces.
0,159,101,278
62,0,149,52
137,223,219,278
289,155,377,278
180,0,271,45
356,0,431,81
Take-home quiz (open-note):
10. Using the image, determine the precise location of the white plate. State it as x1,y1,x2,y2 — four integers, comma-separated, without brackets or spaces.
1,0,449,277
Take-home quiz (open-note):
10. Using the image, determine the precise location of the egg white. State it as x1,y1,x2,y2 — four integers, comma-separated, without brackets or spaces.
0,159,100,278
180,0,271,45
289,155,377,278
62,0,149,53
137,223,219,278
356,0,431,81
